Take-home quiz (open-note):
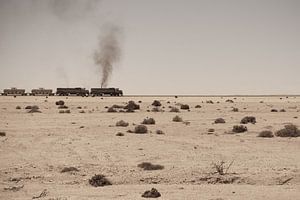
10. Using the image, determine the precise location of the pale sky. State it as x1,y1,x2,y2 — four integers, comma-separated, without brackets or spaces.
0,0,299,95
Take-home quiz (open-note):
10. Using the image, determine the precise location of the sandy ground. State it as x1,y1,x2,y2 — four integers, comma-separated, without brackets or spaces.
0,95,299,200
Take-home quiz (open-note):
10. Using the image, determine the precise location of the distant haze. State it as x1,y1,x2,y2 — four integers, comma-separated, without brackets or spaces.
0,0,299,95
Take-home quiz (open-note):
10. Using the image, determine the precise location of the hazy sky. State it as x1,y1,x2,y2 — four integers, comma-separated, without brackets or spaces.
0,0,299,95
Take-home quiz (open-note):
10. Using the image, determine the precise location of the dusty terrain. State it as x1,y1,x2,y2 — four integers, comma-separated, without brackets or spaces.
0,95,299,200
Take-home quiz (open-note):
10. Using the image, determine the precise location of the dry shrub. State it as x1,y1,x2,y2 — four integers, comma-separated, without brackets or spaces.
271,109,278,112
138,162,164,170
25,105,32,109
116,120,129,127
206,100,214,104
0,132,6,137
61,167,79,173
16,106,21,109
240,116,256,124
77,106,82,109
55,100,65,106
208,128,215,133
107,107,117,112
280,109,286,112
79,110,85,113
172,115,183,122
258,130,274,138
225,99,234,103
212,160,234,175
142,188,161,198
232,125,247,133
170,107,180,112
58,105,68,109
180,104,190,110
156,130,164,135
124,101,140,110
215,118,225,124
151,107,163,112
59,110,65,114
275,124,300,137
232,108,239,112
89,174,112,187
134,125,148,134
152,100,161,107
116,132,124,136
142,117,155,125
195,105,202,108
65,110,71,114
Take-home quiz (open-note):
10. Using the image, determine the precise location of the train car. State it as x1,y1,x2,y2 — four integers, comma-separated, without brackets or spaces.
1,87,26,96
56,87,89,96
30,88,54,96
90,88,123,96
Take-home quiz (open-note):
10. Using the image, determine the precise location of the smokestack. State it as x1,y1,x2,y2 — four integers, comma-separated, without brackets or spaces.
94,24,122,88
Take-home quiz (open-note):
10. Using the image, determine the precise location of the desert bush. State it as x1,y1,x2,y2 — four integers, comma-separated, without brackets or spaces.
156,130,164,135
275,124,300,137
180,104,190,110
208,128,215,133
142,117,155,125
16,106,21,109
195,105,202,108
0,132,6,137
79,110,85,113
65,110,71,114
77,106,82,109
258,130,274,138
61,167,79,173
280,109,286,112
152,100,161,107
107,107,117,113
137,162,164,170
89,174,112,187
25,105,32,109
151,107,163,112
206,100,214,104
215,118,226,124
240,116,256,124
55,100,65,106
59,110,65,114
232,125,247,133
271,109,278,112
116,120,129,127
142,188,161,198
116,132,124,136
212,160,234,175
124,101,140,110
232,108,239,112
226,99,234,103
58,105,68,109
172,115,183,122
170,107,180,112
134,125,148,134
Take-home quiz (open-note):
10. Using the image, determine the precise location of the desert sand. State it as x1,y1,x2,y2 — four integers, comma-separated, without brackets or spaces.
0,95,299,200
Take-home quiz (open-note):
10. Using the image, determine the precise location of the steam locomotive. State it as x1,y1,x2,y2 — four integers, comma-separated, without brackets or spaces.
1,87,123,96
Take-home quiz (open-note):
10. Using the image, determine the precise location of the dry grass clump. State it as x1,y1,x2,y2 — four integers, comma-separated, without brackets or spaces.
124,101,140,110
240,116,256,124
212,160,234,175
258,130,274,138
275,124,300,137
25,105,32,109
206,100,214,104
55,100,65,106
152,100,161,107
65,110,71,113
151,107,163,112
226,99,234,103
107,107,117,113
0,131,6,137
59,110,65,114
180,104,190,110
16,106,21,109
195,105,202,108
79,110,85,113
156,130,165,135
116,120,129,127
271,109,278,112
89,174,112,187
142,188,161,198
170,107,180,112
208,128,215,134
172,115,183,122
28,105,41,113
138,162,164,170
215,118,225,124
142,117,155,125
232,125,247,133
280,109,286,112
134,125,148,134
61,167,79,173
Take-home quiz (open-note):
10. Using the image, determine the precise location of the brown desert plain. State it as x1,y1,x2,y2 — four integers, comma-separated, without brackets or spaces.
0,95,299,200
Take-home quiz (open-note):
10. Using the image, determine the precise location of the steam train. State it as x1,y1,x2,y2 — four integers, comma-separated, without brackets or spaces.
1,87,123,96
